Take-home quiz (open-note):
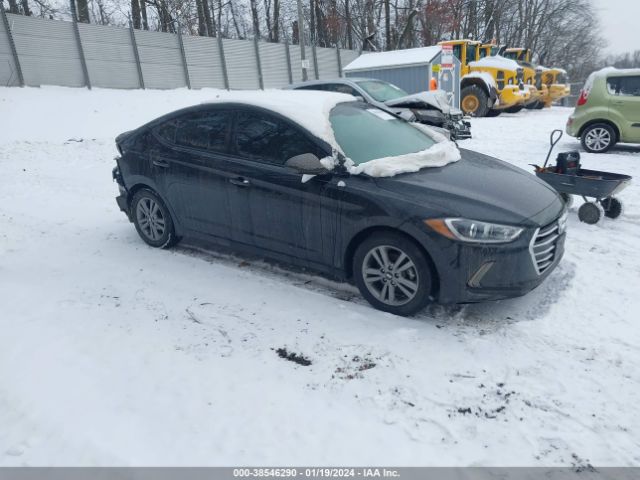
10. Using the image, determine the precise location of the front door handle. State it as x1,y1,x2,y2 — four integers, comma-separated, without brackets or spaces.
152,158,170,168
229,177,251,187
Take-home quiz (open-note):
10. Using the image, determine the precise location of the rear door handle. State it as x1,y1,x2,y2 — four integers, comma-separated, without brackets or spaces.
229,177,251,187
152,158,170,168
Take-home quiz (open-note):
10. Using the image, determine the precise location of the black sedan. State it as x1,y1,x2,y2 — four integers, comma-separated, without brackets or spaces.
112,92,566,316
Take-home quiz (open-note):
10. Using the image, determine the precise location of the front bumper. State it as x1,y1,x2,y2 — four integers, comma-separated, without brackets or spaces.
495,85,529,110
419,223,566,304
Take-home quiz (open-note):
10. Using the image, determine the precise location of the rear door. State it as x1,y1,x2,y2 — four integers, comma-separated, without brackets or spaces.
223,107,331,265
607,75,640,142
151,109,233,240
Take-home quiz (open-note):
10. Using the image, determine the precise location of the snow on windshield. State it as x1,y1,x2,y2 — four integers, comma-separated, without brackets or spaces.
329,103,460,177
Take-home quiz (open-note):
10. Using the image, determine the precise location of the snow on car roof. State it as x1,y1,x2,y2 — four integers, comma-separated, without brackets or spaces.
469,55,520,71
203,89,356,151
343,46,441,72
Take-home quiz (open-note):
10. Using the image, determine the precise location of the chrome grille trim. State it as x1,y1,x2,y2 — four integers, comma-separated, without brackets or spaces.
529,220,561,275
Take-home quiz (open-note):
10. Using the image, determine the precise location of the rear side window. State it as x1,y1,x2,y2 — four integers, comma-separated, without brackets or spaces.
607,76,640,96
324,84,359,96
235,110,319,165
174,111,231,153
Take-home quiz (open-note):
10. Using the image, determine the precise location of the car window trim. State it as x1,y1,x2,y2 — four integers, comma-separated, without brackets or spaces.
228,106,330,167
151,108,233,157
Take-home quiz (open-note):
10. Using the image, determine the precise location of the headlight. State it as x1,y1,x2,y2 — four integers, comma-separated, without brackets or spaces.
425,218,524,243
558,209,568,234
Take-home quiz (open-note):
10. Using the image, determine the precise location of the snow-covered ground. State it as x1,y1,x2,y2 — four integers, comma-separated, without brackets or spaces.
1,87,639,467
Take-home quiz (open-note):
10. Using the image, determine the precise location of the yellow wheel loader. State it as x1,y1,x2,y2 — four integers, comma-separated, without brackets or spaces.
537,67,571,107
438,40,529,117
503,47,543,112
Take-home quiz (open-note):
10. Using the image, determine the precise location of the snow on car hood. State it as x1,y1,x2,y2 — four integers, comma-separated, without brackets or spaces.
204,89,356,151
344,124,461,178
383,90,460,115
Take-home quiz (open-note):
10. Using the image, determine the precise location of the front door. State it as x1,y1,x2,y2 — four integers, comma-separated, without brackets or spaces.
224,108,331,265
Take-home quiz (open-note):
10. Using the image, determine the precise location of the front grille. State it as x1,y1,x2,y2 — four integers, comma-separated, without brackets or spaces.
529,221,560,275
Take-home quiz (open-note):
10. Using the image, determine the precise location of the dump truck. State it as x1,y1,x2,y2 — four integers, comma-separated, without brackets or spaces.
438,39,529,117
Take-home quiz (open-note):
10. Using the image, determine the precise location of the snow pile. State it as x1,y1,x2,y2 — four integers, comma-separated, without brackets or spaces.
345,124,460,177
343,46,441,71
469,55,520,71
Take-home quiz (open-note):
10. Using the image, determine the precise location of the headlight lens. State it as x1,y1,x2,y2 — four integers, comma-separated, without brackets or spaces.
425,218,524,243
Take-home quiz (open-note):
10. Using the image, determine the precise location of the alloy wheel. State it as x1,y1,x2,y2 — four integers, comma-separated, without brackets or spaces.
136,197,166,241
584,127,611,152
361,245,420,306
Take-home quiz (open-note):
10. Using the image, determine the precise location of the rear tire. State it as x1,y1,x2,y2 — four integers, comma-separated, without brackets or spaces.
504,105,524,113
461,85,490,117
534,101,545,110
581,123,616,153
131,189,178,248
353,232,434,316
578,202,603,225
485,109,502,117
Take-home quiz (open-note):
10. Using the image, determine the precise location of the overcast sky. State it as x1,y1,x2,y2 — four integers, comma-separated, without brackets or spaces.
590,0,640,55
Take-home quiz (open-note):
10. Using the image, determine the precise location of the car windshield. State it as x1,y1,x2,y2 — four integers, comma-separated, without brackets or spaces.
329,103,435,165
355,80,408,102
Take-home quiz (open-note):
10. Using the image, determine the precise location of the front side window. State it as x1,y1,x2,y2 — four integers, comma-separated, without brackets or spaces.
174,111,231,153
235,110,319,165
356,80,408,102
329,103,435,165
466,44,478,64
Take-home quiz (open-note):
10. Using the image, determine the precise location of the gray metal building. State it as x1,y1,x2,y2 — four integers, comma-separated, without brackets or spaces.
343,46,461,108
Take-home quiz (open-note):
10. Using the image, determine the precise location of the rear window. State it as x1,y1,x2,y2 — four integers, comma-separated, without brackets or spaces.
607,76,640,96
329,103,435,165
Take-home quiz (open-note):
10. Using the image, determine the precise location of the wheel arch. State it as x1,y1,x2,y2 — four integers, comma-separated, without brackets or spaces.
343,225,440,298
461,77,490,96
578,119,620,142
127,182,183,236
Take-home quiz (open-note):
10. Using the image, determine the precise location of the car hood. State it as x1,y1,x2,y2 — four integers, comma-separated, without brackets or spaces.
373,148,563,226
384,90,462,115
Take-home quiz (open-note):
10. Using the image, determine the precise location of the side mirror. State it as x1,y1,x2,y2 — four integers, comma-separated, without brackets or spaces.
353,95,365,102
285,153,330,175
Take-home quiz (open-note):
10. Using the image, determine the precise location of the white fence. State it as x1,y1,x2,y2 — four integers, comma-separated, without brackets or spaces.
0,10,359,90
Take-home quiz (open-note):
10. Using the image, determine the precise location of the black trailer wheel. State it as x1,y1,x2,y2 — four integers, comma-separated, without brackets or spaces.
601,197,623,219
578,202,603,225
560,193,574,208
504,105,524,114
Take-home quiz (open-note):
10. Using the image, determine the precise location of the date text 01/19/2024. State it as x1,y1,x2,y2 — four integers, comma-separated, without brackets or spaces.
232,468,400,478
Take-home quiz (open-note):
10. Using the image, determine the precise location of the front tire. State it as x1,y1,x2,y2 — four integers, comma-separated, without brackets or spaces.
461,85,490,117
353,232,434,316
131,189,178,248
581,123,616,153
